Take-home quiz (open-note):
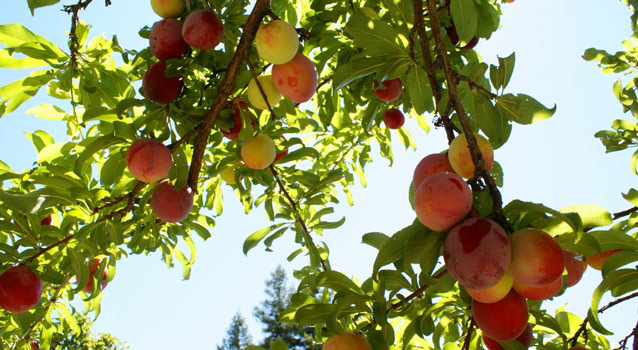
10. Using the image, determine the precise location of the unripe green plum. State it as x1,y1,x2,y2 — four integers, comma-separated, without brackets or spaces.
150,0,184,18
412,153,455,190
374,78,402,102
126,138,172,183
472,290,529,341
444,218,511,290
150,18,189,60
255,20,299,64
448,133,494,179
0,266,42,313
414,172,472,231
150,181,194,223
220,162,242,185
246,76,282,110
272,53,318,103
182,10,224,50
142,61,182,104
241,133,276,170
323,333,372,350
509,228,565,287
466,272,513,304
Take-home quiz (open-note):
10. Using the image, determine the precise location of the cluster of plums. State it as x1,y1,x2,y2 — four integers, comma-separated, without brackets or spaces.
411,133,617,349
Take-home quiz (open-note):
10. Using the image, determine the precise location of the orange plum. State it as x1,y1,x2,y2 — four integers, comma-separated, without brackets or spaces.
513,275,563,301
150,0,184,18
509,228,565,287
414,172,472,231
150,181,194,223
563,249,586,287
466,272,513,303
412,153,455,190
272,53,318,103
586,249,622,270
472,290,529,341
126,138,172,183
448,133,494,179
323,333,372,350
444,218,511,290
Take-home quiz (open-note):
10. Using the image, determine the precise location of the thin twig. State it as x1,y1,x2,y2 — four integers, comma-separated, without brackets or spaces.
270,165,329,272
96,181,145,222
386,270,448,313
461,317,476,350
570,291,638,346
454,72,499,99
24,235,73,264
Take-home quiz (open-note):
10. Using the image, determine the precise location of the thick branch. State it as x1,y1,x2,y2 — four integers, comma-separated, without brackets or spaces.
425,0,510,231
187,0,271,192
270,165,329,272
411,0,455,144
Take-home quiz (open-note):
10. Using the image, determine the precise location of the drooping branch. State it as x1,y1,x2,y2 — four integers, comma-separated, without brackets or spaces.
570,291,638,347
424,0,510,232
187,0,272,192
270,166,329,272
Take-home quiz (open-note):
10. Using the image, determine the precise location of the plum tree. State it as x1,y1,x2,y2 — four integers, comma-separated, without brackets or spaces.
246,75,282,110
382,108,405,129
2,1,638,349
241,133,276,170
126,138,172,183
142,61,182,103
182,9,224,50
374,78,402,102
150,182,194,223
255,20,299,64
0,266,42,313
443,218,511,289
272,53,318,103
323,333,371,350
413,171,472,231
150,0,185,18
149,18,189,60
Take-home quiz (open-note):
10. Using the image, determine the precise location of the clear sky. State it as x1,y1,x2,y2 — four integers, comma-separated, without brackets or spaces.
0,0,637,349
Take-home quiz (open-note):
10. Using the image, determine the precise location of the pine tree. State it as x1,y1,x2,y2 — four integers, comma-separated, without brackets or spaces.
217,311,253,350
253,266,315,350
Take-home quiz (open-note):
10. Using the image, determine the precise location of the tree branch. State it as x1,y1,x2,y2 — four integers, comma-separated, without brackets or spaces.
454,72,499,99
269,165,329,272
425,0,510,232
570,291,638,346
386,270,448,313
461,317,476,350
187,0,271,192
24,235,73,264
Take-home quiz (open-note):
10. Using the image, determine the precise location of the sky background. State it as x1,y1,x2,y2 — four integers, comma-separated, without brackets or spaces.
1,0,637,349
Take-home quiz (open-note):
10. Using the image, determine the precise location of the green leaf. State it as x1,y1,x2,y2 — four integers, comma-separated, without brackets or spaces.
362,232,389,250
294,303,335,325
373,219,424,277
381,0,414,26
561,205,612,229
27,0,60,15
269,337,289,350
451,0,479,43
0,24,65,58
497,94,556,125
316,271,364,294
345,15,408,56
504,200,580,234
74,135,126,176
407,66,433,114
0,70,52,115
312,217,346,230
0,48,48,69
589,269,638,335
243,223,286,254
489,52,515,92
26,104,67,120
472,90,511,149
333,56,386,90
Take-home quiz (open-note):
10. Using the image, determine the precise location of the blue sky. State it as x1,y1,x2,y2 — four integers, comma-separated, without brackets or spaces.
0,0,637,348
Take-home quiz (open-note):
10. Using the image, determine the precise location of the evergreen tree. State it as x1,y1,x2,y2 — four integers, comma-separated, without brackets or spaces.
254,266,315,350
217,312,252,350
